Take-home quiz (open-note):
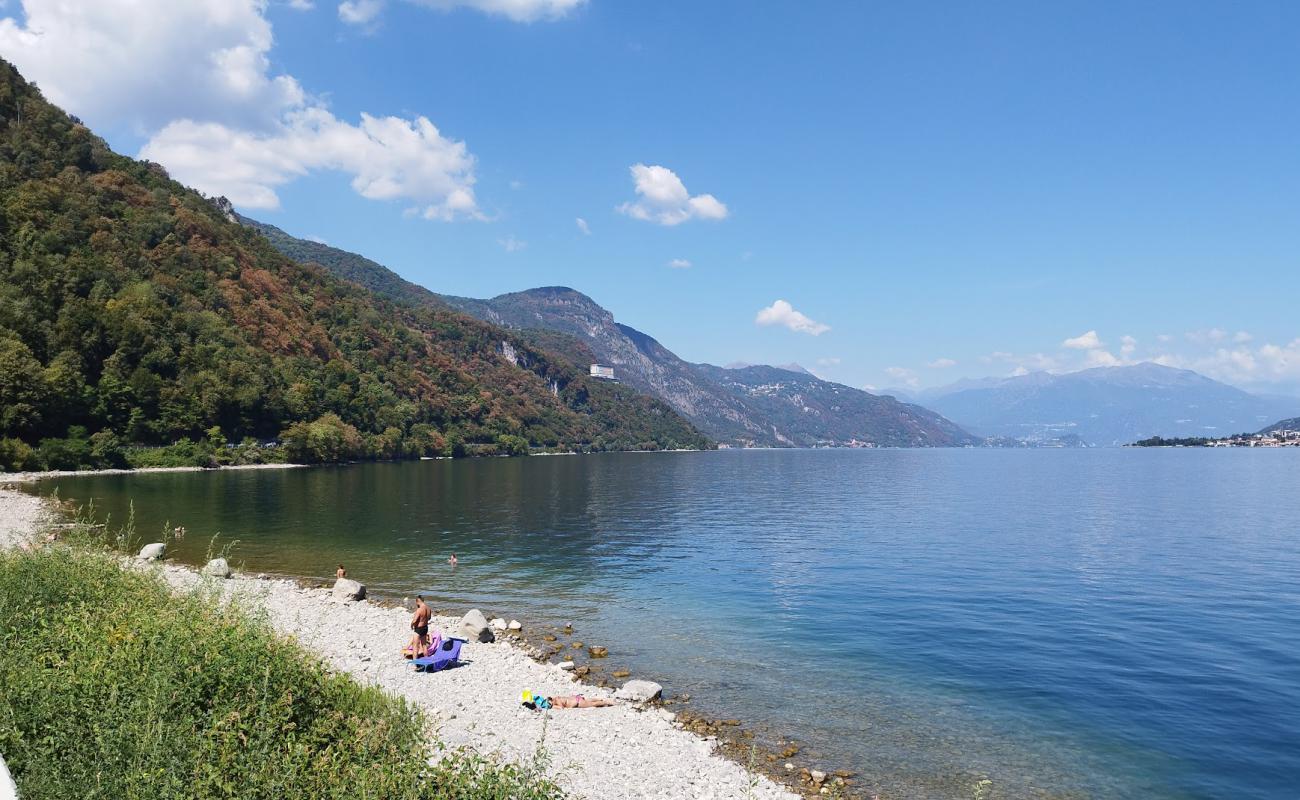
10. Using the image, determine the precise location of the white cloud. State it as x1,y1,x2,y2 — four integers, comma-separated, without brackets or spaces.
885,367,920,389
575,217,591,235
817,357,841,366
1157,338,1300,389
406,0,585,22
1186,328,1228,344
986,350,1059,373
1120,335,1137,358
1234,331,1253,343
142,110,481,217
288,0,315,9
345,0,584,25
1157,333,1173,343
754,300,829,336
617,164,728,226
1063,330,1104,350
509,179,524,190
667,258,691,269
0,0,484,220
339,0,384,24
0,0,304,132
927,358,957,369
1059,329,1120,367
305,234,328,244
498,235,527,252
1084,349,1121,367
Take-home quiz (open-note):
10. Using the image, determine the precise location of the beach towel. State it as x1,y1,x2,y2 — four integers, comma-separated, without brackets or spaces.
413,637,464,672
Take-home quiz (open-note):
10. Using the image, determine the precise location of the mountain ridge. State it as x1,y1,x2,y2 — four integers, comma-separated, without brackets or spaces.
919,363,1300,446
241,223,977,447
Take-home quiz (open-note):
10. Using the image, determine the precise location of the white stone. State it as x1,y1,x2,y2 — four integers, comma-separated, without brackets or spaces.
507,619,522,631
558,661,576,671
811,770,826,784
331,577,366,601
458,608,495,642
138,542,166,561
490,617,507,631
202,557,231,578
615,679,663,703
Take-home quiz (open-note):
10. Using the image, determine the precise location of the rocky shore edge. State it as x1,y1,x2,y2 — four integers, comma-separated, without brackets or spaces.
0,487,859,800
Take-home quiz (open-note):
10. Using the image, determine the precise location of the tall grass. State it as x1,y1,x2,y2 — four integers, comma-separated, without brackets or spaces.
0,540,563,799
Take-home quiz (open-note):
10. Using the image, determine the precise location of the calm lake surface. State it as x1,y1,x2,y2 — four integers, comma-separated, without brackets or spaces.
33,449,1300,799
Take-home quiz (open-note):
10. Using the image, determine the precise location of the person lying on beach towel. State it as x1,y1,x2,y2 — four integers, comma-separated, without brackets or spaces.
521,690,613,710
403,630,442,660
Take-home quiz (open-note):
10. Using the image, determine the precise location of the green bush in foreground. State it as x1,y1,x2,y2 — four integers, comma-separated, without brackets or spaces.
0,544,564,800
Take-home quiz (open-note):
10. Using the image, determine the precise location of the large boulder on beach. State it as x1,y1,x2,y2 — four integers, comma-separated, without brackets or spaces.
459,608,495,642
138,542,166,561
202,558,231,578
332,578,366,601
615,679,663,703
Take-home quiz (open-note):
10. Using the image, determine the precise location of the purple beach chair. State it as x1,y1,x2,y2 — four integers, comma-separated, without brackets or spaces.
413,637,465,672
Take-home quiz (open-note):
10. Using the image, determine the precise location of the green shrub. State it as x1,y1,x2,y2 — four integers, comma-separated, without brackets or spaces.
0,544,564,800
0,437,37,471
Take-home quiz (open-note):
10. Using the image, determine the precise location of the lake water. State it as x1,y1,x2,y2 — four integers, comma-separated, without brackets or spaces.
31,450,1300,799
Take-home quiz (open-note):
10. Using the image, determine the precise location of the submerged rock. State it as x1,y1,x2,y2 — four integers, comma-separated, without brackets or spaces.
202,558,232,578
138,542,166,561
459,609,495,642
615,679,663,703
587,645,608,658
332,578,366,601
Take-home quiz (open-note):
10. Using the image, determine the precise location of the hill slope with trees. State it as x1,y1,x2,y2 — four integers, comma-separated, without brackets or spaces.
0,60,709,470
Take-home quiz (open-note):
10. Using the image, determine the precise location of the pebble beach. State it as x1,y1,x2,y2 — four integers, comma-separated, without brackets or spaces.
0,486,798,800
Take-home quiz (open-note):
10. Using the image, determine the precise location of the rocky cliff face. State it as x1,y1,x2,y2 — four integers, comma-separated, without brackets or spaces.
440,288,977,447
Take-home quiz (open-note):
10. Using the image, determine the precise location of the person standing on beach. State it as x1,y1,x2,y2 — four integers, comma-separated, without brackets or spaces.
407,595,431,656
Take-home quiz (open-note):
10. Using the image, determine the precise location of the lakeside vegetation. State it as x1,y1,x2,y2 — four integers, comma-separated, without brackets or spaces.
0,59,709,473
0,521,565,800
1130,436,1213,447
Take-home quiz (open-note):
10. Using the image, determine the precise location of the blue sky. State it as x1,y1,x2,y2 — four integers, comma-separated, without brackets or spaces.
3,0,1298,393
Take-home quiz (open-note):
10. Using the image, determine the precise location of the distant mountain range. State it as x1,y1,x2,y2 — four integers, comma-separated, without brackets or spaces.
245,220,976,448
891,363,1300,446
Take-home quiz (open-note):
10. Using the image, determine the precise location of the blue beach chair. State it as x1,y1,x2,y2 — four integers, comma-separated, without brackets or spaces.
414,637,465,672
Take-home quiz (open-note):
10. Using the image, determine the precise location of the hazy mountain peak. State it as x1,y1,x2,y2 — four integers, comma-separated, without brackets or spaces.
924,361,1299,445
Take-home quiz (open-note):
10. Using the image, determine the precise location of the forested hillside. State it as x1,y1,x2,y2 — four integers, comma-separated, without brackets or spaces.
0,60,709,470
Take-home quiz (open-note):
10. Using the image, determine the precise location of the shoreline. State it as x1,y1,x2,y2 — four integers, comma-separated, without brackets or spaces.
0,462,307,485
0,486,807,800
